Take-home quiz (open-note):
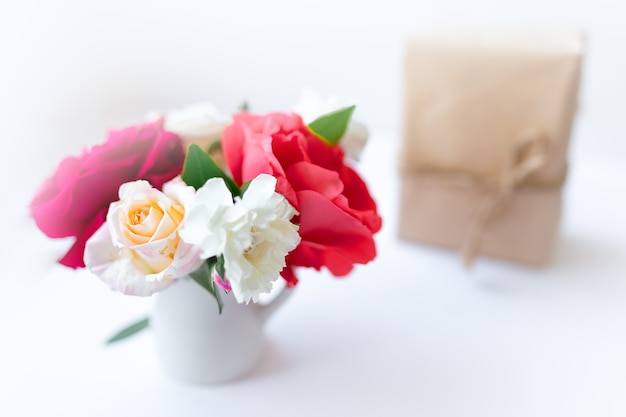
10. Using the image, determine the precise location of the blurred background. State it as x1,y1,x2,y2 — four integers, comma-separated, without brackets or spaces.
1,0,625,164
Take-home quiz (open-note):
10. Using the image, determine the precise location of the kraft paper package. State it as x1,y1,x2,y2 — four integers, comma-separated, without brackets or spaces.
398,28,585,267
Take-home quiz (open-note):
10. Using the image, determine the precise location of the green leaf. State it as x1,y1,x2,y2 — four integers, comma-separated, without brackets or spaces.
307,105,356,146
239,179,252,196
207,140,222,155
216,255,226,280
238,101,250,112
181,144,241,196
105,317,150,345
189,259,223,314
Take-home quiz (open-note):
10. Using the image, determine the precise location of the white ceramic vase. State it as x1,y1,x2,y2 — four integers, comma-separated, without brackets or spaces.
152,277,291,385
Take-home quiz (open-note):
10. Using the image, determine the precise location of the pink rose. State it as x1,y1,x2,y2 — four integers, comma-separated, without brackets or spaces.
30,118,185,269
221,112,382,286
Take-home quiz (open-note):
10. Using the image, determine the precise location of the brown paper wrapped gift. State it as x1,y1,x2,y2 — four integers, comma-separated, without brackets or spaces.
398,29,585,266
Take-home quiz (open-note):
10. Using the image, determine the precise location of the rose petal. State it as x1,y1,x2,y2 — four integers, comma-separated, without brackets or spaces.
84,224,174,296
290,190,377,276
30,118,185,269
287,162,344,199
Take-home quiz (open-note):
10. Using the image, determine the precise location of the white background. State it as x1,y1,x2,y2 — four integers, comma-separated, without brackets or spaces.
1,1,626,416
1,0,625,160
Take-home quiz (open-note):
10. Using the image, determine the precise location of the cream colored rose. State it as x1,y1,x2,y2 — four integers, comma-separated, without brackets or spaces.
84,178,203,296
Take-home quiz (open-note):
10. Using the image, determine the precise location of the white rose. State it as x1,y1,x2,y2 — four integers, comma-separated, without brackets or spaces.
163,103,231,150
179,174,301,304
292,88,369,161
84,178,203,296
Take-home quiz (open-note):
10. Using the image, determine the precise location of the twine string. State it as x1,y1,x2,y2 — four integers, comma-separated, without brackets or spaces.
460,129,549,267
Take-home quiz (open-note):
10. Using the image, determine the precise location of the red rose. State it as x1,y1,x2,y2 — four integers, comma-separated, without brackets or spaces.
221,112,381,286
30,118,185,269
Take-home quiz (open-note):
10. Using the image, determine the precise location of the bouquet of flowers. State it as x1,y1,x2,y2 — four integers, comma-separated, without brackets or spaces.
30,99,382,342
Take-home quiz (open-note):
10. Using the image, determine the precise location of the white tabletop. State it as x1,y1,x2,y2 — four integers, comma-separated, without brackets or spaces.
1,128,626,417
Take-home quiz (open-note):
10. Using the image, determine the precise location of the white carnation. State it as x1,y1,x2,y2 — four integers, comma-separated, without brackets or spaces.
179,174,300,304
